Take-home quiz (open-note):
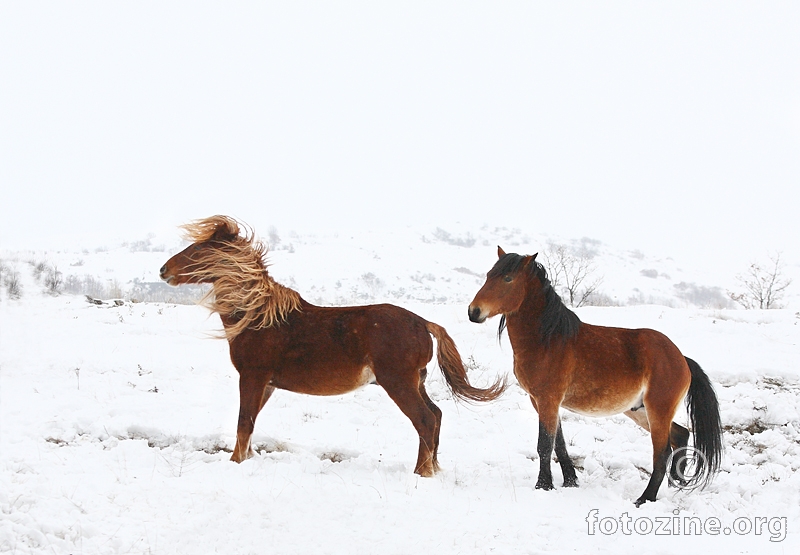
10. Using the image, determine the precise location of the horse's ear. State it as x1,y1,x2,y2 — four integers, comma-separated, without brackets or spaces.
211,227,233,241
497,246,506,258
211,218,240,242
523,254,537,268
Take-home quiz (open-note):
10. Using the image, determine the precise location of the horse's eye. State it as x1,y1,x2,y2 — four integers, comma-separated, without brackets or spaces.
503,275,513,283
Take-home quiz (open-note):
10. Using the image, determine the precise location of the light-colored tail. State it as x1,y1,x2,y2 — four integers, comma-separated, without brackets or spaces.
426,322,507,403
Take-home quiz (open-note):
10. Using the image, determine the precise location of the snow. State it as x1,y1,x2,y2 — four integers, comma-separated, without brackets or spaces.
1,228,799,554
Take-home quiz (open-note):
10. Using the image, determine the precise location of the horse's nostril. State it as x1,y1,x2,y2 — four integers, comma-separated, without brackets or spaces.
468,306,482,323
159,264,167,276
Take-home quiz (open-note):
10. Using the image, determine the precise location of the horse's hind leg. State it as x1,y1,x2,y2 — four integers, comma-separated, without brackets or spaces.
634,408,677,507
554,421,578,487
380,368,439,477
624,407,691,492
417,368,442,472
635,426,671,506
231,368,274,463
669,422,690,485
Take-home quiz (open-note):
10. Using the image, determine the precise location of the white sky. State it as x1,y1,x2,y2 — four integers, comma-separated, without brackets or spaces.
1,2,798,272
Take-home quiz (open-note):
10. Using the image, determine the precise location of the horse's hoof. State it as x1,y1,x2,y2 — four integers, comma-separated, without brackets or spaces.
230,449,254,463
415,466,436,477
633,496,653,508
563,478,579,488
535,481,554,491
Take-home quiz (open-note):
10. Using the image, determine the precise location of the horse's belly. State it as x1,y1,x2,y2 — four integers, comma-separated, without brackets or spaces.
271,364,376,396
561,388,644,418
514,368,645,418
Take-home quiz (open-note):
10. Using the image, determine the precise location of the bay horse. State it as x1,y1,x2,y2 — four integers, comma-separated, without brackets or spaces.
159,216,505,476
468,247,722,506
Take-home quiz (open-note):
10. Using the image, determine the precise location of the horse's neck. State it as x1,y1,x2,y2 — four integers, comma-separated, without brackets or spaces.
213,276,304,340
506,291,548,346
218,312,239,331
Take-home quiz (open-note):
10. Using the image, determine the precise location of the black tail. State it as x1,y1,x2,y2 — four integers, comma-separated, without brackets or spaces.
684,357,723,489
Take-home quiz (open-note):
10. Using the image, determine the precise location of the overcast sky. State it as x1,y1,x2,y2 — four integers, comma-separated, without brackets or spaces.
1,2,798,271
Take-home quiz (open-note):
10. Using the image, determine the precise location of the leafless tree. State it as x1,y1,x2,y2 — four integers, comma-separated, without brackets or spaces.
541,243,603,308
729,252,792,309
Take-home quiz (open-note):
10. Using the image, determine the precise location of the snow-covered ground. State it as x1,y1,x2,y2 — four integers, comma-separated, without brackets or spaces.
1,228,799,554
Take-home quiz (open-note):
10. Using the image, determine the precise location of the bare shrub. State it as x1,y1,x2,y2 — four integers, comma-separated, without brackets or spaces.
1,262,22,299
44,265,63,295
107,279,124,299
729,252,792,309
31,260,48,280
541,243,603,308
64,275,113,298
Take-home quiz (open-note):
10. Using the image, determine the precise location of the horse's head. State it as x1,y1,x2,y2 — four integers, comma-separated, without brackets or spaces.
468,246,539,323
159,216,244,286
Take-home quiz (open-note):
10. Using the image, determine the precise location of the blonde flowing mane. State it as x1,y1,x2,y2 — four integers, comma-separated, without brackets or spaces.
180,216,301,340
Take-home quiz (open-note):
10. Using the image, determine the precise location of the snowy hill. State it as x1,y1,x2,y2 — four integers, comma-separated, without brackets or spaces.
4,224,795,310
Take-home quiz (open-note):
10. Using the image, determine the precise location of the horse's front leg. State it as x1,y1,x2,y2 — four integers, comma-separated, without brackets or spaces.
532,397,561,490
554,421,578,487
231,368,274,463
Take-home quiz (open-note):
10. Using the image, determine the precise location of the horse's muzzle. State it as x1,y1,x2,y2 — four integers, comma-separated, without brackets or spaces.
468,305,486,323
159,264,175,284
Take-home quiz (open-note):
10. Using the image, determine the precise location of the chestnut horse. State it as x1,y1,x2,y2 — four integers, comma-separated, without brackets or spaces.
159,216,505,476
468,247,722,506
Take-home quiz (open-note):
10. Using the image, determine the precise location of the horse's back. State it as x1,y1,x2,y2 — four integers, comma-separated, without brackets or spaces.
577,323,685,362
229,301,434,395
320,303,434,370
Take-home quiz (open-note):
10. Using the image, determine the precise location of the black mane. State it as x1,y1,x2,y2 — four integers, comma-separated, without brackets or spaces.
493,253,581,344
